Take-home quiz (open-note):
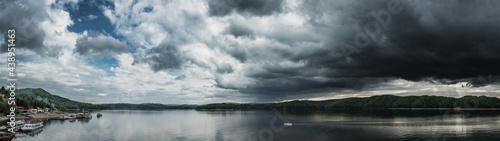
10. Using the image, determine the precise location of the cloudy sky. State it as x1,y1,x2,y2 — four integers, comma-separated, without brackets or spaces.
0,0,499,104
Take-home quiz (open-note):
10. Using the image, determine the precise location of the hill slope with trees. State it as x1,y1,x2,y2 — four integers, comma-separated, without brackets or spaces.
195,95,500,110
98,103,196,110
0,87,102,114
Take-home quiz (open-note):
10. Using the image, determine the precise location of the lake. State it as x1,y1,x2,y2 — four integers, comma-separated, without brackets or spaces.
7,109,500,141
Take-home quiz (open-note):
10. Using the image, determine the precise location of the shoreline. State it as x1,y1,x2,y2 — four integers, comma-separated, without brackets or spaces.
387,108,500,110
0,113,67,121
195,108,500,111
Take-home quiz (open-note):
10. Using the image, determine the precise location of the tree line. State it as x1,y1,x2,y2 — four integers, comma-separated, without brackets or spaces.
1,87,103,114
98,103,196,110
1,86,52,114
195,95,500,111
16,88,103,111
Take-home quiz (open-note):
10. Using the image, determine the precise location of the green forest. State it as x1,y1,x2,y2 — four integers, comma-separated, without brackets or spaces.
98,103,196,110
195,95,500,111
1,86,53,114
0,87,102,114
3,86,500,113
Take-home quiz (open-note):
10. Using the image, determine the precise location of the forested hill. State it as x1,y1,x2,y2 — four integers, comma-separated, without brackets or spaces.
195,95,500,110
15,88,101,110
98,103,197,110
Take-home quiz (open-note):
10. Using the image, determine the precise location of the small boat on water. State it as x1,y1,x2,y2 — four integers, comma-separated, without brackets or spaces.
76,112,92,119
21,120,43,131
97,113,102,117
284,122,293,127
0,131,15,141
63,114,77,119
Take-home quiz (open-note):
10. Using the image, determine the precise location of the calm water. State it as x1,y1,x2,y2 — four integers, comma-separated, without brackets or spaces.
6,110,500,141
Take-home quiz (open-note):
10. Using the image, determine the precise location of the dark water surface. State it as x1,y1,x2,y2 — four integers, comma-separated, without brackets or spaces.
7,110,500,141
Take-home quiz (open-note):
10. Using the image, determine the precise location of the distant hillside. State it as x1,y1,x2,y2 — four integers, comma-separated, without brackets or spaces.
323,95,500,109
16,88,101,110
195,95,500,110
98,103,197,110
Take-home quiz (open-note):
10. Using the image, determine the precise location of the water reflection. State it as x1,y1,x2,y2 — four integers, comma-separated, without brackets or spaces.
275,110,500,140
78,118,91,124
18,128,42,137
5,110,500,141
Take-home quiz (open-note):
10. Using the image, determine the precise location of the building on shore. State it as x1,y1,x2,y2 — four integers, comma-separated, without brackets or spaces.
16,106,25,113
37,107,43,113
28,109,38,114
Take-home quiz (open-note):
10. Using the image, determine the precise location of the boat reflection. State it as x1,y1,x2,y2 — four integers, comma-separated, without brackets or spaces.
77,118,91,124
19,128,43,137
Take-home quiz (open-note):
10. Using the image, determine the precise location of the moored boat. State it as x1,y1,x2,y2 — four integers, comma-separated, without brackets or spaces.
63,114,76,119
21,120,43,131
76,112,92,119
0,131,15,141
14,121,25,131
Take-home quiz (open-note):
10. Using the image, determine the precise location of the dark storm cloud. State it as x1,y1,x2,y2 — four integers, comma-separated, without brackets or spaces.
330,0,500,81
213,0,500,98
216,58,383,98
74,32,128,58
130,5,209,72
215,61,234,74
134,43,185,71
427,74,498,88
228,47,248,63
142,6,154,13
208,0,284,17
238,78,368,96
231,61,377,97
227,22,254,38
214,40,248,63
0,0,51,56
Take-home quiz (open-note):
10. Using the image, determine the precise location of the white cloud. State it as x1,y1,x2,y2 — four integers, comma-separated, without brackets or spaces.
0,0,498,105
78,14,98,22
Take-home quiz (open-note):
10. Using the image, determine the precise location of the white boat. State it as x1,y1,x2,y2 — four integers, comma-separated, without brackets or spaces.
14,121,25,131
76,112,92,119
21,120,43,131
63,114,76,119
284,123,293,127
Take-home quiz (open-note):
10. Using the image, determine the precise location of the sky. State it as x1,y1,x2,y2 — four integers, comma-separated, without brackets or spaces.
0,0,499,104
